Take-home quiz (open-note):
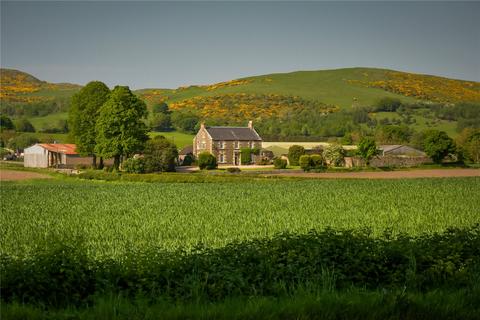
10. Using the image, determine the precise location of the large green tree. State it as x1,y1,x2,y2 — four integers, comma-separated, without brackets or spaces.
143,136,178,172
69,81,110,167
423,130,455,164
95,86,149,169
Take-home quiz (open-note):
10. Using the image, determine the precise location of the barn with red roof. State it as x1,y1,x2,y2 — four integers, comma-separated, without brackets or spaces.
24,143,93,168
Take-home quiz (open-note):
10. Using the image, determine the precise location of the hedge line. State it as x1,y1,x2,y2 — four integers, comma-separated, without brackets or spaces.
1,226,479,307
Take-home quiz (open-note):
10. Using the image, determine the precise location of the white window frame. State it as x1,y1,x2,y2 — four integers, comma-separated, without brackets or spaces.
234,141,240,149
219,152,225,163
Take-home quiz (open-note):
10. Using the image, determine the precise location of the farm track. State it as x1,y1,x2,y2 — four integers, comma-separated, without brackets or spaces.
263,168,480,179
0,169,52,181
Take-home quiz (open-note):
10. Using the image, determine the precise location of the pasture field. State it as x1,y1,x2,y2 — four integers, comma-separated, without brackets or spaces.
1,177,479,258
149,130,194,148
27,112,68,131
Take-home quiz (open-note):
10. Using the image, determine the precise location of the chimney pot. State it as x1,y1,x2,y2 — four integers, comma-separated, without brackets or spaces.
248,120,253,129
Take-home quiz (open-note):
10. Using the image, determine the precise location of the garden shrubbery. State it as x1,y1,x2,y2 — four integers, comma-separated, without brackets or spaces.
273,158,288,169
198,152,217,170
299,154,326,172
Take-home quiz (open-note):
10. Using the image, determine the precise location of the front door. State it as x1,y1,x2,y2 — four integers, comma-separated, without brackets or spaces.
234,152,240,166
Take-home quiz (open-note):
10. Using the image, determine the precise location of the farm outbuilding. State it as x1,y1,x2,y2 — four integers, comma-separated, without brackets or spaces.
24,143,93,168
378,145,426,157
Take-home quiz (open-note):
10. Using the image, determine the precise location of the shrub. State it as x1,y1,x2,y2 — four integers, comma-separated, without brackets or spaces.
198,152,217,170
300,154,326,172
121,157,146,174
14,118,35,132
310,154,326,171
324,144,346,167
226,167,241,173
299,155,311,171
273,158,287,169
288,145,305,166
240,148,252,165
456,128,480,163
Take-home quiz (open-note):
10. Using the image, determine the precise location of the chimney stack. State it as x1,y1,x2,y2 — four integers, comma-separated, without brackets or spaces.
248,120,253,129
200,122,205,130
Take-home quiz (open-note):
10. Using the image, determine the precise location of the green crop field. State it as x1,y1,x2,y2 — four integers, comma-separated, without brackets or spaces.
2,176,479,317
2,177,479,258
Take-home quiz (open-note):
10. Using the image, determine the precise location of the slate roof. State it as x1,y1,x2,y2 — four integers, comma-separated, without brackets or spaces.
179,145,193,155
205,127,262,141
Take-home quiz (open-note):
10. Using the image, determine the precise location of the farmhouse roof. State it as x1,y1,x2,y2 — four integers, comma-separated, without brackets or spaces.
39,143,78,155
205,127,262,141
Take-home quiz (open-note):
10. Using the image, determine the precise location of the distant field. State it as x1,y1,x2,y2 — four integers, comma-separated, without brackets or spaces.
149,131,194,148
371,111,458,137
20,132,72,143
1,177,478,258
28,112,68,131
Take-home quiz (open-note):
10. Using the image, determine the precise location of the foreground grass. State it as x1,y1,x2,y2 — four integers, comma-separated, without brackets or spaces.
3,288,480,320
1,177,479,257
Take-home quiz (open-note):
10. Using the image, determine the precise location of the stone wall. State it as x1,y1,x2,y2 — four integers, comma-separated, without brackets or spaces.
345,156,432,168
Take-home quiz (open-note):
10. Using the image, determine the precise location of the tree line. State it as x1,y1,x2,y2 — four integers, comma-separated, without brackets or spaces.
69,81,177,171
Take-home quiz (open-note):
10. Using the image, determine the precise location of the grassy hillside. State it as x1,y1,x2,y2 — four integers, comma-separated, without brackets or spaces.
137,68,480,109
0,68,80,104
3,67,479,141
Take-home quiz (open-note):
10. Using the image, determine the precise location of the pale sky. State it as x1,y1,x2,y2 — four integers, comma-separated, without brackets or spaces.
1,1,479,89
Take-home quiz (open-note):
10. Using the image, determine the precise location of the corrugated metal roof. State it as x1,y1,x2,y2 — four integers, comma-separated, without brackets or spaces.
39,144,78,155
205,127,262,141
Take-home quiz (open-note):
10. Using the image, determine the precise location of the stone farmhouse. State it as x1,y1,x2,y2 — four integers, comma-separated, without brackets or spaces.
193,121,262,165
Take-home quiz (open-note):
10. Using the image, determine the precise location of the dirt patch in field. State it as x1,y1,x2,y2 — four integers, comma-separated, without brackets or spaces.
262,169,480,179
0,170,53,181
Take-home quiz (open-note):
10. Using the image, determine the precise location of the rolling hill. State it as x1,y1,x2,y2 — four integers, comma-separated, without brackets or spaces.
2,67,479,109
137,67,480,108
0,68,81,104
1,67,479,139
